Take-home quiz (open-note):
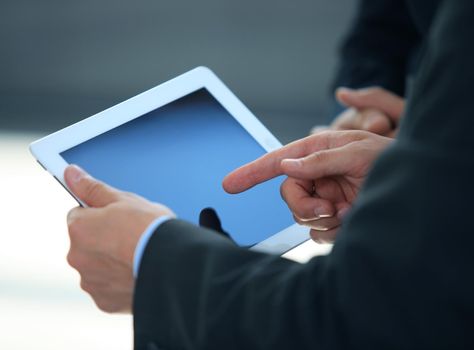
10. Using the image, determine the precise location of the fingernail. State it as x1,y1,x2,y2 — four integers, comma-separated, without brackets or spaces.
310,126,328,135
337,87,355,94
362,117,375,130
281,159,302,170
362,112,383,130
312,225,330,232
314,207,332,219
68,165,86,183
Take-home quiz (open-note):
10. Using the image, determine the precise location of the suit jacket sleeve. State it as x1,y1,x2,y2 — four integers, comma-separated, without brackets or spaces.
327,0,421,120
134,2,474,349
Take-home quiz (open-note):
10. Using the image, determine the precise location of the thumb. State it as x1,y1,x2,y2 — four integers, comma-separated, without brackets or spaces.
336,87,405,122
64,165,122,208
280,148,352,180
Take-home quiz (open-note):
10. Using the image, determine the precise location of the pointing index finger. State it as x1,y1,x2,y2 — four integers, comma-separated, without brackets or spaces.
222,134,330,194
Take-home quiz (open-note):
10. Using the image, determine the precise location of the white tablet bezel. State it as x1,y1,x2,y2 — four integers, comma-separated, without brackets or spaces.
29,66,309,254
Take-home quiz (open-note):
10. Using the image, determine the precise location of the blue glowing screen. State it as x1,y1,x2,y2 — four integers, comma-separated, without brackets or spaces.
61,89,293,246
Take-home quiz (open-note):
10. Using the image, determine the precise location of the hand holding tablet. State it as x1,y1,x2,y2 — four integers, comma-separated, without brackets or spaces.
30,67,310,254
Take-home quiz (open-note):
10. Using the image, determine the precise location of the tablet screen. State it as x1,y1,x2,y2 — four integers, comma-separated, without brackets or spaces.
61,88,293,246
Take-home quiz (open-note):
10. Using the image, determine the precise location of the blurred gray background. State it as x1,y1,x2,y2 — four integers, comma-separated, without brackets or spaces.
0,2,357,348
0,0,355,144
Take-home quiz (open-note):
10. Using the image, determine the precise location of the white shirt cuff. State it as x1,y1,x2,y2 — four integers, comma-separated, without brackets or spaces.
133,216,172,278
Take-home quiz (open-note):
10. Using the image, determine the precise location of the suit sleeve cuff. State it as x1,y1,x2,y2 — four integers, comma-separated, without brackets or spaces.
133,216,173,278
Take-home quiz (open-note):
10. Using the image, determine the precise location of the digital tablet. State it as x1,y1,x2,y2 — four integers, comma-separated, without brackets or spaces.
30,67,309,254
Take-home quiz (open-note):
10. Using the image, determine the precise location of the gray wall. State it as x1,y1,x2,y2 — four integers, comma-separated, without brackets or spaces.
0,0,355,143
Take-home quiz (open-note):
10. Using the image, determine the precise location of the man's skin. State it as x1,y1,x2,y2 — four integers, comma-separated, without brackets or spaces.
326,86,405,137
307,86,404,234
65,129,391,313
222,130,392,241
304,86,404,237
65,165,174,313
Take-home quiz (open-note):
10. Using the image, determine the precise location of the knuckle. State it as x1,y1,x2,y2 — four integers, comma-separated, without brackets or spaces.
292,206,309,221
353,130,371,140
67,214,78,230
67,215,84,241
95,299,116,313
279,179,290,201
293,213,317,225
293,214,304,226
66,208,76,224
67,208,83,228
281,182,310,218
367,86,383,95
310,230,322,243
342,129,370,143
80,278,91,293
307,151,325,165
317,129,333,140
85,181,104,203
122,191,137,200
310,129,330,143
67,251,90,273
279,186,285,201
66,250,78,268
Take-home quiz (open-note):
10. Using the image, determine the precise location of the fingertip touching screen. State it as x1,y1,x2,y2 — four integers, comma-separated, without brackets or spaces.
61,89,293,246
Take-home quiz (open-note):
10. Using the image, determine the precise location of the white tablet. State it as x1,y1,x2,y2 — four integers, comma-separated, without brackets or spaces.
30,67,309,254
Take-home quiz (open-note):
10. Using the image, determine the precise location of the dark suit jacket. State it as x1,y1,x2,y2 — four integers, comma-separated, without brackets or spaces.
328,0,441,119
134,1,474,348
